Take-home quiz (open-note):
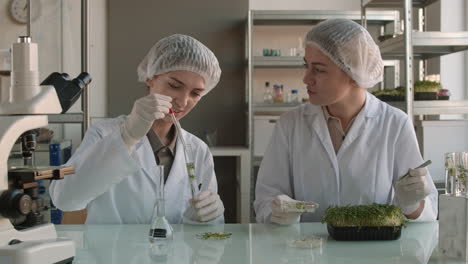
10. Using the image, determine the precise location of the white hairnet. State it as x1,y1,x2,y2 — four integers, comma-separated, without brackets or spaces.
137,34,221,95
305,19,383,88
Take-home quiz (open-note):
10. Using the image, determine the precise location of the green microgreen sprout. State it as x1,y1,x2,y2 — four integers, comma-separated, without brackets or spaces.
196,232,232,240
321,204,408,229
186,162,196,182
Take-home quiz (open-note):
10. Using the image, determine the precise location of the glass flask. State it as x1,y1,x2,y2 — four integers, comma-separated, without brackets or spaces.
445,152,466,196
149,165,174,255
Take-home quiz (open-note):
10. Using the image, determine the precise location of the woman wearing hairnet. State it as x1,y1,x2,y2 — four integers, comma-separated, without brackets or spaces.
254,19,438,225
50,34,225,224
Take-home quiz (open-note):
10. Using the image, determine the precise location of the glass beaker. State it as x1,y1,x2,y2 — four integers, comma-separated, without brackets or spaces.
459,152,468,196
445,152,465,196
149,165,174,256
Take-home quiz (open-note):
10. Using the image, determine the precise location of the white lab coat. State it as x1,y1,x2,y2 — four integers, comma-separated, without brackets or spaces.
49,116,224,224
254,92,438,223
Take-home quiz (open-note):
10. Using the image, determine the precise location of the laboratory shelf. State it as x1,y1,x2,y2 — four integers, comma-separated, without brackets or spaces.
255,100,468,116
386,100,468,115
253,56,303,68
383,60,399,67
252,10,399,25
379,32,468,59
253,56,399,68
210,146,250,157
48,113,84,123
253,103,302,115
362,0,438,8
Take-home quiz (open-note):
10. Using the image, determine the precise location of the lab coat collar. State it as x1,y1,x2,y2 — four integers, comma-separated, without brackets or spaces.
302,91,381,181
363,92,382,118
304,105,337,173
302,91,381,119
133,129,187,188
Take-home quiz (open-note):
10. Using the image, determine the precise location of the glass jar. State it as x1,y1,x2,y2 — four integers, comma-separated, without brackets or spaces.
290,89,299,103
273,84,283,103
263,81,273,103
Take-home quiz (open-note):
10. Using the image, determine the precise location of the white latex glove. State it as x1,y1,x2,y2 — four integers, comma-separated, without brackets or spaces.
191,191,225,222
395,168,431,215
271,195,302,225
121,93,172,150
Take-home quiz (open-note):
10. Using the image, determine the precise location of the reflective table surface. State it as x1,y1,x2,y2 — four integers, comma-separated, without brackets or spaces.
56,222,463,264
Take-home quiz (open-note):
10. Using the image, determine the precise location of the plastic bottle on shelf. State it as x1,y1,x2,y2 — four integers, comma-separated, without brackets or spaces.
291,89,299,103
273,84,284,103
296,37,304,57
263,81,273,103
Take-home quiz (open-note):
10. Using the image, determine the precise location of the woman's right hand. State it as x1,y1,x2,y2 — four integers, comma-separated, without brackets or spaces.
121,93,172,150
271,195,303,225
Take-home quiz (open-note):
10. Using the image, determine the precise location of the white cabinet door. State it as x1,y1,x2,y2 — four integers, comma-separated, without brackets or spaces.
254,115,280,157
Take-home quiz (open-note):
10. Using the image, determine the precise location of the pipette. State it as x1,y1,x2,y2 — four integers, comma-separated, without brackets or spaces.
169,109,199,199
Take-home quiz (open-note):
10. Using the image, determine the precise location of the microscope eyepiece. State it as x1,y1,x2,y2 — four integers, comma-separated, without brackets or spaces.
41,72,92,113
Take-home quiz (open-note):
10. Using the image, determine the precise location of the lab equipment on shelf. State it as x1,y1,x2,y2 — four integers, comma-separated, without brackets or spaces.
263,81,273,103
262,48,281,56
273,84,284,103
287,89,299,103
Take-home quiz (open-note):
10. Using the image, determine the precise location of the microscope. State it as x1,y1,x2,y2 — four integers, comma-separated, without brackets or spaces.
0,36,91,264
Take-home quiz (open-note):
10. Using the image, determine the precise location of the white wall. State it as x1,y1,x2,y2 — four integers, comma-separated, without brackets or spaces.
440,0,466,102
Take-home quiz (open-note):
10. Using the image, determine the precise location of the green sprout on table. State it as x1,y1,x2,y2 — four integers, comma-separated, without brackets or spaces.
321,204,407,229
196,232,232,240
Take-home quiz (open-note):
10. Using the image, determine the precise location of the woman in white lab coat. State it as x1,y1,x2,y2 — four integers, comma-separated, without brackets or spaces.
50,34,225,224
254,19,438,224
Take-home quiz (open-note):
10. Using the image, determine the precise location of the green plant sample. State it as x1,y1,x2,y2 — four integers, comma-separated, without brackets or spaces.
321,204,407,227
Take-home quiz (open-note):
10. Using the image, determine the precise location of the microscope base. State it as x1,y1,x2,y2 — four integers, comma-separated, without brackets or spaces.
0,220,75,264
0,238,74,264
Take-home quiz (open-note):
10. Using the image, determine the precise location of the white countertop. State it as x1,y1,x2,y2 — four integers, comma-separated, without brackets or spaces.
56,221,461,264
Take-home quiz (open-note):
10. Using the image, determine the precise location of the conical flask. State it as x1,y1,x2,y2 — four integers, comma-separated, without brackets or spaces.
149,165,174,244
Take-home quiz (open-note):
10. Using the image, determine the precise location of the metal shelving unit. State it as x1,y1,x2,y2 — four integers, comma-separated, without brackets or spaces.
362,0,468,117
379,31,468,60
362,0,438,8
363,0,468,188
252,10,399,27
388,100,468,115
